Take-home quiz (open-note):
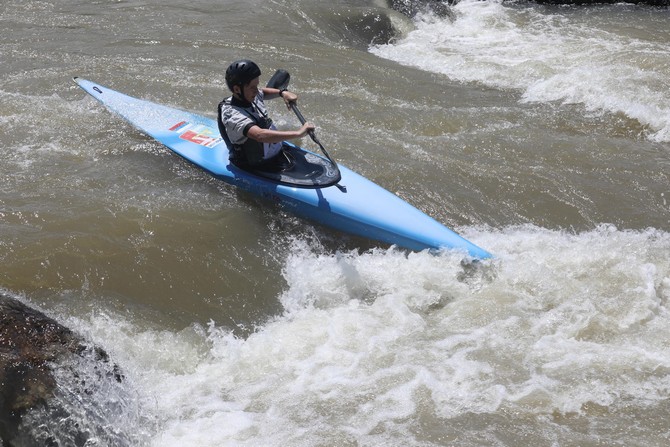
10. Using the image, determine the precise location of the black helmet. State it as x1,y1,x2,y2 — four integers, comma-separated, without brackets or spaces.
225,60,262,91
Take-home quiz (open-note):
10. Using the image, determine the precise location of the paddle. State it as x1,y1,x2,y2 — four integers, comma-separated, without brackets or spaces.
266,70,340,174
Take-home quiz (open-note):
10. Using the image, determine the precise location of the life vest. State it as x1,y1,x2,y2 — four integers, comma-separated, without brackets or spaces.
218,96,277,168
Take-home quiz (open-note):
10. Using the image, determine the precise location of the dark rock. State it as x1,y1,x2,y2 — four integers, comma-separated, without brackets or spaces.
386,0,454,18
532,0,669,5
0,293,127,447
386,0,670,15
343,8,400,47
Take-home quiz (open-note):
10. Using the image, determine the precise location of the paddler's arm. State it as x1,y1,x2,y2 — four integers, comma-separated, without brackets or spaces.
246,122,315,144
262,87,298,109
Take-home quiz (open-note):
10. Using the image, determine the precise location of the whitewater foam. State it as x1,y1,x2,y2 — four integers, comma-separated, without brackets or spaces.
371,1,670,142
59,225,670,446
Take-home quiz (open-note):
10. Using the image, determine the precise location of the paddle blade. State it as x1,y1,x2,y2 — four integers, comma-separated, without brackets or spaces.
266,69,290,90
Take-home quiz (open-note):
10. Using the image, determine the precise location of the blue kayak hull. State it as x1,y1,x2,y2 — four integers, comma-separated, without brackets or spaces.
74,78,492,259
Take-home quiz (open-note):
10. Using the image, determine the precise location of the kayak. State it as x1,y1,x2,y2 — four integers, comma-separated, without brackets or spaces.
73,77,492,259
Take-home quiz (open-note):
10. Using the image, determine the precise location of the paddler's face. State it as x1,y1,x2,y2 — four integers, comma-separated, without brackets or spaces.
239,77,260,102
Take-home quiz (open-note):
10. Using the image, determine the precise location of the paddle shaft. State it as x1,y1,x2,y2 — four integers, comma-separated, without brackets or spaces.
266,69,339,173
290,103,338,169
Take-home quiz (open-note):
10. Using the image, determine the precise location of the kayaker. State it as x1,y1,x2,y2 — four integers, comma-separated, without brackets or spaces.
218,60,315,170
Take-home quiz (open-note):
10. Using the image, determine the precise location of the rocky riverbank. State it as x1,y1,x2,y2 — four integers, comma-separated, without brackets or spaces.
0,293,129,446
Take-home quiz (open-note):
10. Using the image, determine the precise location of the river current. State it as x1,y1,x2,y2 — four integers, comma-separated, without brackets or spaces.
1,0,669,445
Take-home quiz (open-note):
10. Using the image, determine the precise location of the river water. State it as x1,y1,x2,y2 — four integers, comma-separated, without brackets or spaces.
1,0,669,445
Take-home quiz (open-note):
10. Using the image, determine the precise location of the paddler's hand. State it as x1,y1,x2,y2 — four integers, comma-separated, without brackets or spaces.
280,90,299,109
299,122,315,137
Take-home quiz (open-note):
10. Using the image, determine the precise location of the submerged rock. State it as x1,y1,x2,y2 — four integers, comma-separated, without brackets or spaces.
386,0,670,13
0,293,130,447
532,0,669,5
386,0,454,18
339,8,401,47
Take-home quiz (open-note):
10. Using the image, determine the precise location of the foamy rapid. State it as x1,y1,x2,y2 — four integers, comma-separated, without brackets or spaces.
371,0,670,142
64,225,670,446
